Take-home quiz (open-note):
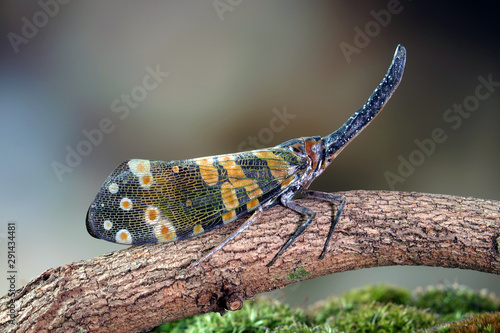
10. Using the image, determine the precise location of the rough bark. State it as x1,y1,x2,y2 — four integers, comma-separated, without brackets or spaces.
1,190,499,332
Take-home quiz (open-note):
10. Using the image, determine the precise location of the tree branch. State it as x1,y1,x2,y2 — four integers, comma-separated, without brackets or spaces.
1,190,499,332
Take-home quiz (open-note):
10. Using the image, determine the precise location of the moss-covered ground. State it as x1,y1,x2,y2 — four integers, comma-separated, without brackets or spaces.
150,283,500,332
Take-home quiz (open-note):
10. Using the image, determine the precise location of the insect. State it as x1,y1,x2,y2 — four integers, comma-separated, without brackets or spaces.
86,45,406,268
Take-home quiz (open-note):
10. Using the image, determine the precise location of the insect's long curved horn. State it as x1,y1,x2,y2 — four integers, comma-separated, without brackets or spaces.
323,44,406,161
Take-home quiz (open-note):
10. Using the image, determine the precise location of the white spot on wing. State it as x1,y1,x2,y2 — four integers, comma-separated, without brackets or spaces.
115,229,132,244
103,220,113,230
108,182,119,194
120,197,133,211
128,159,151,176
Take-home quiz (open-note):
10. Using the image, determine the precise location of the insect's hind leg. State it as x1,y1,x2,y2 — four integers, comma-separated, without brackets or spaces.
187,208,263,271
267,198,316,267
302,191,346,259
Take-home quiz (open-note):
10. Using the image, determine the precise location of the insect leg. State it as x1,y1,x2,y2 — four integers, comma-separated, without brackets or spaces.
188,208,263,270
267,198,316,267
302,191,346,259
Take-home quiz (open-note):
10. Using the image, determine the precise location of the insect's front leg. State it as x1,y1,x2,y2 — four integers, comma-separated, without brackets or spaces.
267,197,317,267
302,190,346,259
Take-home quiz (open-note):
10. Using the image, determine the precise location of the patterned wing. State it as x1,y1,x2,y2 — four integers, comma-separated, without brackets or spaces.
86,148,305,245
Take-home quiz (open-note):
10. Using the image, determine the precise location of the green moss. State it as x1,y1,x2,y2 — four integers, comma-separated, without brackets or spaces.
311,285,413,325
413,283,499,322
343,285,412,305
327,302,440,332
273,322,339,332
150,284,500,333
310,286,440,332
288,267,311,281
447,312,500,332
152,298,307,333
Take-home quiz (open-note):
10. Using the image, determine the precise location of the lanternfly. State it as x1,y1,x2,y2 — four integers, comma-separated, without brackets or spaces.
86,45,406,267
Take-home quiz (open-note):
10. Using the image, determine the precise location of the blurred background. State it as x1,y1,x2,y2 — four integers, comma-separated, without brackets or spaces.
1,1,499,306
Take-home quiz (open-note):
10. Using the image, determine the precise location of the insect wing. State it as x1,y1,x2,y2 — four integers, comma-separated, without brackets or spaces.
86,148,304,245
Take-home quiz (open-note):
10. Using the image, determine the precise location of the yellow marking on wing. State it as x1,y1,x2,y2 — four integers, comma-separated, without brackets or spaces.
230,178,252,188
221,182,239,210
219,155,247,182
139,173,153,188
246,199,259,211
225,163,246,179
193,224,204,235
248,187,264,200
253,151,289,180
145,206,160,225
220,156,267,203
196,158,219,186
222,210,237,223
154,220,177,242
218,155,233,162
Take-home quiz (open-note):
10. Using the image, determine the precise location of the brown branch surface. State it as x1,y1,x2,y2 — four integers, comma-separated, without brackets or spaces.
1,190,499,332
